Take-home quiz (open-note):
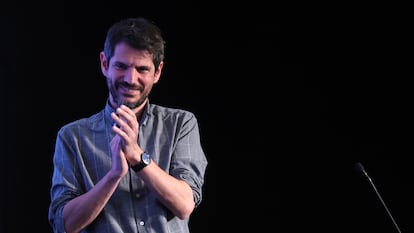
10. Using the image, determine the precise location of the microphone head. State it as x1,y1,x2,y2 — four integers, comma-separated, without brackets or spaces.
355,162,370,180
355,162,365,173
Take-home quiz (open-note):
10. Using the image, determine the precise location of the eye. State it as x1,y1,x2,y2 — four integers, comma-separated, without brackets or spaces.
136,66,150,73
114,62,127,70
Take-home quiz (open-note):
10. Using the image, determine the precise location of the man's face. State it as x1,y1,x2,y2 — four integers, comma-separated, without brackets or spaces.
100,42,162,110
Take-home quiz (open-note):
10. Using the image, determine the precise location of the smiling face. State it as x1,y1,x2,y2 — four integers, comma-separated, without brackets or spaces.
100,42,163,111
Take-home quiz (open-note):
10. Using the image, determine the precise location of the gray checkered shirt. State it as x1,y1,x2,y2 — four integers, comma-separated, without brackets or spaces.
48,100,208,233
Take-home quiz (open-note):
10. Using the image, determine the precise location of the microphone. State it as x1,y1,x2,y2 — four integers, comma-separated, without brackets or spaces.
355,162,402,233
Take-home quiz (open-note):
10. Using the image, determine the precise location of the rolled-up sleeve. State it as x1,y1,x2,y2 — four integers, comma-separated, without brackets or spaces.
48,126,83,233
170,113,208,207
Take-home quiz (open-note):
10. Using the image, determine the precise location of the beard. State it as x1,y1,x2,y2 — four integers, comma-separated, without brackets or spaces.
108,79,147,109
121,101,143,109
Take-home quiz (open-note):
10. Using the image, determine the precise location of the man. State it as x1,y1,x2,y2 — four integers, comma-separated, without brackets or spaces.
48,17,208,233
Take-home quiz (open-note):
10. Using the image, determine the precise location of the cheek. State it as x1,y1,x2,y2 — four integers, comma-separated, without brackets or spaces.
106,70,121,83
106,76,118,88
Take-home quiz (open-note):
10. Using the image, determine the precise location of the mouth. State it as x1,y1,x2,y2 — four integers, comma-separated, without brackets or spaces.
118,84,142,96
120,86,139,94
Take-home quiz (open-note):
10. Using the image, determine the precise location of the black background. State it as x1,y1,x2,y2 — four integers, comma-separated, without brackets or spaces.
1,2,411,232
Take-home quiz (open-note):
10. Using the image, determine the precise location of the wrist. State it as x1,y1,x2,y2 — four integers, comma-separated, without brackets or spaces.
131,152,151,172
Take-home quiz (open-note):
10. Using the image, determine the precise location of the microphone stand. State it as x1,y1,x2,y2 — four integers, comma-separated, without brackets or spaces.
355,162,402,233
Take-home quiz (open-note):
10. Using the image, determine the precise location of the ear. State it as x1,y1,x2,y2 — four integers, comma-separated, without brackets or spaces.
100,52,108,76
154,61,164,84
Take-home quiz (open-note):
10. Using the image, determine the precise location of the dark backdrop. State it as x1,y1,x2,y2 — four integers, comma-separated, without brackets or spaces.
1,2,411,233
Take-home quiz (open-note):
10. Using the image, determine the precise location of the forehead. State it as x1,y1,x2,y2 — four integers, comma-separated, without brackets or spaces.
112,42,153,64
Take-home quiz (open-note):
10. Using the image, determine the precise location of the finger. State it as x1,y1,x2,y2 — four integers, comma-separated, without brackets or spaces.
111,112,129,130
117,106,138,126
112,122,128,138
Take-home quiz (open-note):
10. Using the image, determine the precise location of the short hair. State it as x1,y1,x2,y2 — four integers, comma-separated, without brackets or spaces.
103,17,165,70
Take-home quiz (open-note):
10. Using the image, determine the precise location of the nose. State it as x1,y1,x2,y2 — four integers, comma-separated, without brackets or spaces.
123,67,139,84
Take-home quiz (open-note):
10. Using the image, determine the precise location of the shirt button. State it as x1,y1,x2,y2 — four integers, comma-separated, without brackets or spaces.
136,193,141,198
139,220,145,226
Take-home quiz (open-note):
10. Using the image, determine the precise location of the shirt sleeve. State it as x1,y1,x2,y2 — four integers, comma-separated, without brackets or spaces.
48,126,83,233
169,112,208,207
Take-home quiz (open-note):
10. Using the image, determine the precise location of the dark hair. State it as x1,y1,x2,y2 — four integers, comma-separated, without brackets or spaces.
103,17,165,71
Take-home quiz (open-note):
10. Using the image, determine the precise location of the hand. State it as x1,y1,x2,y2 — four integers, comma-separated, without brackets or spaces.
109,134,129,177
111,105,143,167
